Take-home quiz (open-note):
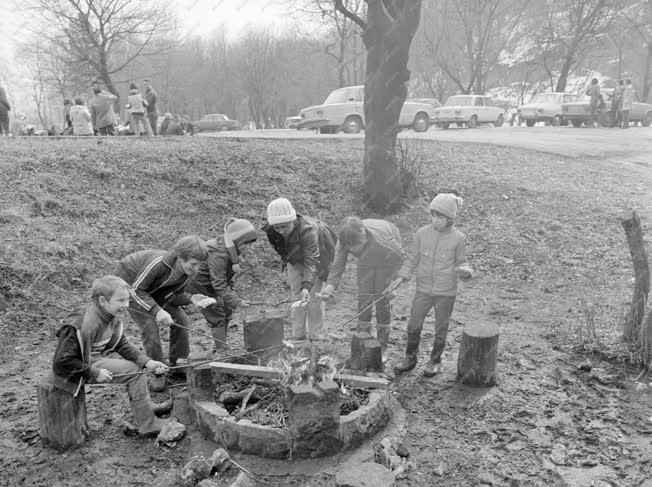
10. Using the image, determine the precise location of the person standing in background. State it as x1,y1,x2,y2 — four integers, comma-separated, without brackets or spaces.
144,79,159,135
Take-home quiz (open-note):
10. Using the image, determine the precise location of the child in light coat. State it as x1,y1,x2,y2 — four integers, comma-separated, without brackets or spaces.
393,193,473,377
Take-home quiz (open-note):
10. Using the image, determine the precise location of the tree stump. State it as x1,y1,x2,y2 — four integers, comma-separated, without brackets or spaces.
456,322,499,386
38,377,88,450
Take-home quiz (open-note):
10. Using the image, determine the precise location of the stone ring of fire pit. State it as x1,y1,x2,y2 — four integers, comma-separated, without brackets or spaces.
189,362,394,459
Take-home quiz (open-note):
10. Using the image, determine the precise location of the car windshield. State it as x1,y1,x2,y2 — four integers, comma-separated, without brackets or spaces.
324,88,361,104
207,114,227,121
444,96,474,106
530,93,563,104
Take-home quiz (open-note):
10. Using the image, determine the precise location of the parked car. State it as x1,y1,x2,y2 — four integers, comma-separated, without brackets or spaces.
298,85,434,134
284,116,303,129
518,92,576,127
409,98,442,109
192,113,241,132
562,88,652,127
431,95,505,129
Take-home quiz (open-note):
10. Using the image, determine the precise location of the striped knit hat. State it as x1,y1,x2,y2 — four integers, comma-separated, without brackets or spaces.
224,218,258,272
266,198,296,225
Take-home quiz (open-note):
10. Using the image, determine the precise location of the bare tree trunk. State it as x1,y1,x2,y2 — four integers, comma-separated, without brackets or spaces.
555,55,574,92
642,43,652,103
361,0,421,213
620,210,650,344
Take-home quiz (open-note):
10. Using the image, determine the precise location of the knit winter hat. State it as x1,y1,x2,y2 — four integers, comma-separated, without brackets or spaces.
429,193,464,219
224,218,258,272
266,198,297,225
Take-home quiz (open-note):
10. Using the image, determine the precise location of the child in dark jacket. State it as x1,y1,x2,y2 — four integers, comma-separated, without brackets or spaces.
186,218,258,350
50,276,171,436
115,235,211,390
262,198,337,341
320,217,404,347
393,193,474,377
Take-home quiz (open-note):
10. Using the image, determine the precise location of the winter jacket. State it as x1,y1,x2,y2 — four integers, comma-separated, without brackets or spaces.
69,105,94,135
186,239,241,309
0,87,10,115
145,88,158,115
399,224,466,296
115,250,193,315
160,118,171,135
586,84,601,107
90,91,118,129
166,121,185,135
622,85,634,111
263,214,337,290
328,219,405,291
50,300,149,396
127,89,148,115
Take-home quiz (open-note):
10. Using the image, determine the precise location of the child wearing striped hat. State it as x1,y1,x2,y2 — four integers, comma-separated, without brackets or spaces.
186,218,259,350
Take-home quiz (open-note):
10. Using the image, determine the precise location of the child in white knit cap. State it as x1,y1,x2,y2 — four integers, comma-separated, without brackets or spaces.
392,193,473,377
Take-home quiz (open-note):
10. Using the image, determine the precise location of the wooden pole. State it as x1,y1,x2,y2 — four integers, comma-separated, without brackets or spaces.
456,322,499,386
38,377,88,450
620,210,650,343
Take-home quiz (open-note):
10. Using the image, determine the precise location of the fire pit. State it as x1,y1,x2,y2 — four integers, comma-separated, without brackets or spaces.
187,347,394,459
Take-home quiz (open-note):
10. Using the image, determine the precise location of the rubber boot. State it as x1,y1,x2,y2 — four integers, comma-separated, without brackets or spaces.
211,323,227,351
151,397,173,417
131,398,167,436
376,324,391,348
394,332,420,373
149,372,167,392
423,361,442,378
357,320,373,337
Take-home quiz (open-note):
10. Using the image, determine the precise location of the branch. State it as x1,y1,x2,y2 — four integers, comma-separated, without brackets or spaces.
334,0,367,30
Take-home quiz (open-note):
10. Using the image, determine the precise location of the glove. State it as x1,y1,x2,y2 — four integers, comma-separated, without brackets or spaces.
239,300,250,308
156,309,174,326
191,294,217,308
96,369,113,383
145,360,169,375
317,284,335,301
300,288,311,304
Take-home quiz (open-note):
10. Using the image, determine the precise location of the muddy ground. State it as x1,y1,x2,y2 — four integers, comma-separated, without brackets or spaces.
0,136,650,487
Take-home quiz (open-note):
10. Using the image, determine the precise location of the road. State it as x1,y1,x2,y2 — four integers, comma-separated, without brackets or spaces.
200,125,652,160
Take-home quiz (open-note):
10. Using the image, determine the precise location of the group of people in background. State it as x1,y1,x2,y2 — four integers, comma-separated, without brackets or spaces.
49,194,473,437
60,79,194,137
587,77,636,128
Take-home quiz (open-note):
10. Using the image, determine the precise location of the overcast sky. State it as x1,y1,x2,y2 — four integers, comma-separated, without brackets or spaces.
0,0,292,65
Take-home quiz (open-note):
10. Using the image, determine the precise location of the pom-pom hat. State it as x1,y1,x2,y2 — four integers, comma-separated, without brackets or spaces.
266,198,297,225
429,193,464,219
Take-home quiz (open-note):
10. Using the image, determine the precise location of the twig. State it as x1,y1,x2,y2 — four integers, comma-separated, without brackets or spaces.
229,458,277,487
240,385,256,415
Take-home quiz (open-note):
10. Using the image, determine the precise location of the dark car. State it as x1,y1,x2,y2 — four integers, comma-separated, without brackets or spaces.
192,113,241,132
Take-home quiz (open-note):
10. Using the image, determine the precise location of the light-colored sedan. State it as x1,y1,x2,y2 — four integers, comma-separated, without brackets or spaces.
431,95,505,129
518,92,576,127
562,88,652,127
298,85,434,134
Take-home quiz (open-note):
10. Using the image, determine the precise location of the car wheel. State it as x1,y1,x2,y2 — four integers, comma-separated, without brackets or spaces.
319,127,332,134
440,122,450,130
493,114,504,127
456,122,464,128
468,115,478,128
642,112,652,127
342,116,362,134
571,120,583,128
412,113,429,132
525,119,535,127
552,115,562,126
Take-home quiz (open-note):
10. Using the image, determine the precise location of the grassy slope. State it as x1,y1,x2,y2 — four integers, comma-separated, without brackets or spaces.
0,136,650,486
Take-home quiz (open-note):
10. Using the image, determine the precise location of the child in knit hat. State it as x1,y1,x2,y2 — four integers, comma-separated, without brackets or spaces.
392,193,473,377
186,218,258,350
263,198,337,341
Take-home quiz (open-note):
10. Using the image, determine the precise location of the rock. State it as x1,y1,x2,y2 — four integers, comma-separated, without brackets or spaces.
335,462,396,487
550,444,566,466
478,472,496,485
392,439,410,458
434,463,445,476
182,455,213,482
581,458,599,467
156,419,187,446
380,437,392,450
197,480,220,487
229,471,258,487
210,448,231,472
393,465,406,480
375,447,392,469
388,455,402,470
